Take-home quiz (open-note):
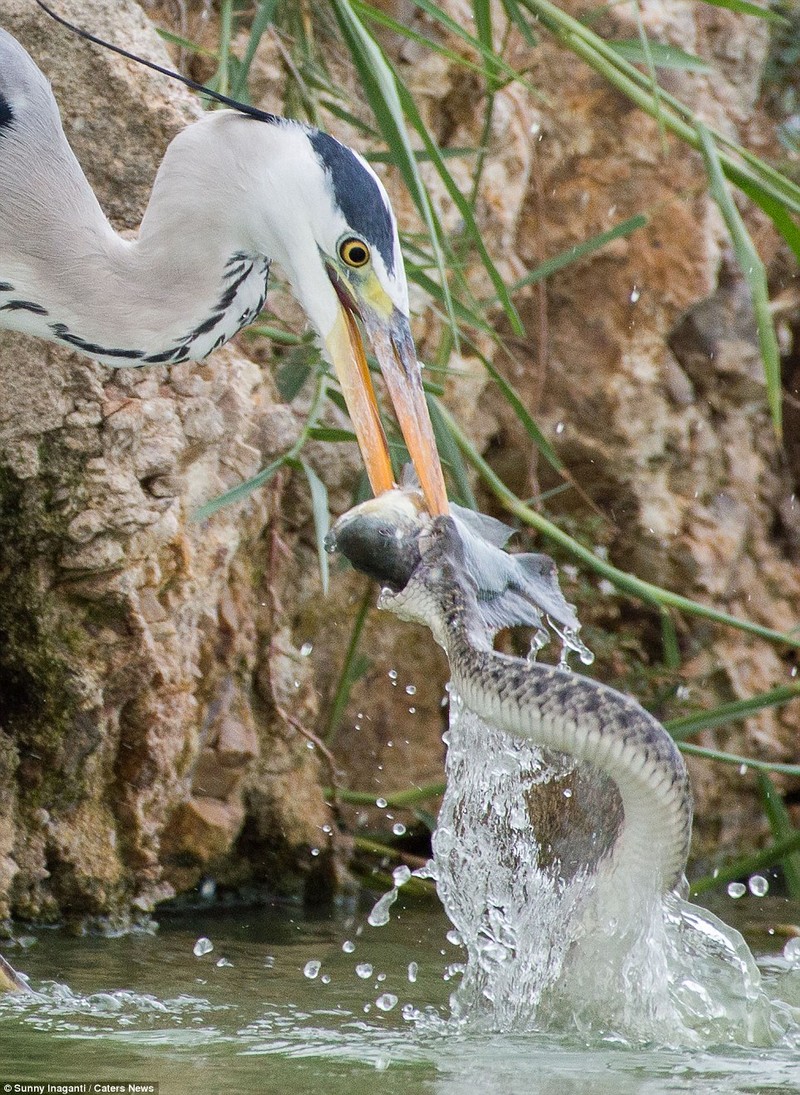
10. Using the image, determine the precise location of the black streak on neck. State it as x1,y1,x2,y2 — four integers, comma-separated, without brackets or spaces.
0,93,14,133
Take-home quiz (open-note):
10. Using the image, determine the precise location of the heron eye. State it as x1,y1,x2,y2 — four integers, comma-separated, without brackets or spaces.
339,237,371,268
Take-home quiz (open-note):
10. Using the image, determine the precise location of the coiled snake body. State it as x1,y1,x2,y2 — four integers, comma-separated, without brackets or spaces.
328,494,693,896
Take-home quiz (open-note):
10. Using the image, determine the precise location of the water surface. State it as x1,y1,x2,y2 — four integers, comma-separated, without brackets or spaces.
0,897,798,1094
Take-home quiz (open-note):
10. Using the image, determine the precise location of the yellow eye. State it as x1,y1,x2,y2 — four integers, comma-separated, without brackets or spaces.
338,236,370,268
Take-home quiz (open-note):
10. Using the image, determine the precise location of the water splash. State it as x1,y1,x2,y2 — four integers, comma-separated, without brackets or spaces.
429,695,800,1046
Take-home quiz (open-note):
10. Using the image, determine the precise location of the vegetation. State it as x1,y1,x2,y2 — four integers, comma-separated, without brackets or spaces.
162,1,799,899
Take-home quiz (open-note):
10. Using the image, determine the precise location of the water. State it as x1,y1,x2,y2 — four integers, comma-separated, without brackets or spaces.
431,697,800,1047
0,901,798,1093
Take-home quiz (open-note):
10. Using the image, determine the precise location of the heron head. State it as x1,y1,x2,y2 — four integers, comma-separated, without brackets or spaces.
265,124,448,517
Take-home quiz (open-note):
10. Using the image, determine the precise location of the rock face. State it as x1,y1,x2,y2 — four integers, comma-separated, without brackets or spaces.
0,0,796,925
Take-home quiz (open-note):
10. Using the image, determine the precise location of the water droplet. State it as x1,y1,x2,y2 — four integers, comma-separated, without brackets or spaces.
407,961,418,983
375,992,398,1012
300,641,313,657
216,957,233,968
749,874,769,897
199,878,216,900
739,764,748,776
368,887,399,927
783,936,800,963
193,937,213,957
356,963,374,979
527,628,550,662
376,972,387,982
310,847,320,857
727,882,746,899
392,864,412,886
342,939,356,954
405,684,417,696
376,797,388,809
321,973,331,984
393,822,407,837
388,669,398,681
303,960,321,979
408,707,416,714
306,740,315,750
555,421,565,434
563,788,572,798
630,285,640,303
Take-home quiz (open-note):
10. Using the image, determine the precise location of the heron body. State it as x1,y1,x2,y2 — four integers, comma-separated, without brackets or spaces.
0,26,449,514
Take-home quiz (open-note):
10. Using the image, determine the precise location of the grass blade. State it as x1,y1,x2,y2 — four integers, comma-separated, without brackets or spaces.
298,458,331,594
757,771,800,899
394,80,524,335
194,455,285,519
325,586,372,742
231,0,278,101
508,214,648,293
328,0,458,339
690,831,800,896
434,400,800,649
699,0,788,25
736,177,800,265
428,395,478,508
607,40,712,73
667,683,800,742
678,742,800,777
698,123,782,439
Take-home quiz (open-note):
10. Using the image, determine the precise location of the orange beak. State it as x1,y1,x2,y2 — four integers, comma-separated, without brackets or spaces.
323,293,449,517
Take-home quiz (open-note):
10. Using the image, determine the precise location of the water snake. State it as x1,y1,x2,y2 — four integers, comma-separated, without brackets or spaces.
327,489,693,897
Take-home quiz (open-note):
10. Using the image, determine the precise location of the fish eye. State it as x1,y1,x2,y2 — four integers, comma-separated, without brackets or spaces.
338,236,371,268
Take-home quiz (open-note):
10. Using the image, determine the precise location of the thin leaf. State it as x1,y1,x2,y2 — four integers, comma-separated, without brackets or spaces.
328,0,459,338
607,40,713,73
478,355,567,475
231,0,278,101
678,742,800,777
428,395,478,508
276,360,313,402
737,176,800,265
690,831,800,897
667,683,800,742
435,400,800,649
308,426,358,443
698,123,782,439
299,458,331,595
325,586,372,743
501,0,538,46
757,771,800,899
509,214,648,293
698,0,788,25
473,0,502,88
194,455,285,520
394,80,524,335
155,28,218,58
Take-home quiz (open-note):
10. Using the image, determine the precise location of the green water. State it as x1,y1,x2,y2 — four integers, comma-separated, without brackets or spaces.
0,898,798,1094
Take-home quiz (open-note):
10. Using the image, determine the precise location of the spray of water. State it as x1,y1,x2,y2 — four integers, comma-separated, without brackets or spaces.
429,693,800,1046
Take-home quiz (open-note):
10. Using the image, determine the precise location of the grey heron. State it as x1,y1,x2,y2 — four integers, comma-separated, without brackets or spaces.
0,20,449,516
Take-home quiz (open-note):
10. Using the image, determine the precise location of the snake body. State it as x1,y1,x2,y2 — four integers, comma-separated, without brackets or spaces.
329,498,693,896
